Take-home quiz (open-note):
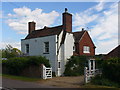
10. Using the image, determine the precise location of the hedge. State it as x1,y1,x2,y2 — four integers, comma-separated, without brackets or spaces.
2,56,50,75
102,58,120,83
64,56,88,76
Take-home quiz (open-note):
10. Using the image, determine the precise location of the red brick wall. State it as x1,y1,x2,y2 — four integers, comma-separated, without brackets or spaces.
28,21,36,34
79,31,95,56
62,12,72,32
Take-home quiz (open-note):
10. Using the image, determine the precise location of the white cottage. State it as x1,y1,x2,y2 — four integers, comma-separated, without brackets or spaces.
21,9,95,76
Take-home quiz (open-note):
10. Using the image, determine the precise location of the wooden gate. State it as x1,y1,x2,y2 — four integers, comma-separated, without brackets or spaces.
41,64,52,79
84,58,102,83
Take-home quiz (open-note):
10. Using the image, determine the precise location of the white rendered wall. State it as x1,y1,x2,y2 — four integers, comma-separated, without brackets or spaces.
21,35,57,72
62,33,74,75
21,31,74,76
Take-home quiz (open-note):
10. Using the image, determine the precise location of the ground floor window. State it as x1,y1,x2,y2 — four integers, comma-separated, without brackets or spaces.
26,44,29,54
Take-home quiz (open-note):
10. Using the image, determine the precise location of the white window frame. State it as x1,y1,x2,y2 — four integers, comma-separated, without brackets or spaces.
44,42,49,53
83,46,90,53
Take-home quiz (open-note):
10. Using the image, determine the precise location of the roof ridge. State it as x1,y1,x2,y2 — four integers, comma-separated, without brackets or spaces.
36,25,63,31
73,30,86,33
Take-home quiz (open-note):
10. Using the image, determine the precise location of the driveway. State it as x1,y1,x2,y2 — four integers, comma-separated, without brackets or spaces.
37,76,84,88
2,77,59,89
2,76,84,89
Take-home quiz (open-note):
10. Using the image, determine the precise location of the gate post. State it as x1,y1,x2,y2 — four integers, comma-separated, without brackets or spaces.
41,64,46,79
84,67,88,84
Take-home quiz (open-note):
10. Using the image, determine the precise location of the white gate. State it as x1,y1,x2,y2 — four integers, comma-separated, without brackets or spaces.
41,64,52,79
84,58,102,83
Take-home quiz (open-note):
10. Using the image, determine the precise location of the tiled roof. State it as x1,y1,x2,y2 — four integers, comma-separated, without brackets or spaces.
73,30,86,42
105,45,120,59
25,25,63,39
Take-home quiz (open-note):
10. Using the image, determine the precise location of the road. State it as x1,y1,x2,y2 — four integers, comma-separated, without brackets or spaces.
2,77,59,89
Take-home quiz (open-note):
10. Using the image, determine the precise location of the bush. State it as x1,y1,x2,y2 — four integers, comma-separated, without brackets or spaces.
102,58,120,83
2,56,50,75
64,56,87,76
91,75,119,87
94,58,120,83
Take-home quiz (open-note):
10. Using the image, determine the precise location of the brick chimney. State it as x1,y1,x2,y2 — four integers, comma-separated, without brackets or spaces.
28,21,36,34
62,8,72,32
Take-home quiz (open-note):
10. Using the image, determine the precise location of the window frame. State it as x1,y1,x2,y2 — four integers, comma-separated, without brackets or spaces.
44,42,49,54
83,46,90,53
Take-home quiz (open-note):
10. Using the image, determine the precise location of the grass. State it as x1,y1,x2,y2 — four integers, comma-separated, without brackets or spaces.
2,74,42,82
82,83,119,88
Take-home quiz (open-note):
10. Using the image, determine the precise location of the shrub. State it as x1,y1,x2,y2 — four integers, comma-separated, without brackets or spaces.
64,56,87,76
102,58,120,83
2,56,50,75
91,57,120,87
91,75,119,87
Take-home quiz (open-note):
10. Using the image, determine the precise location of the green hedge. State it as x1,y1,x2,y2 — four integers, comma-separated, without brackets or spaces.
64,56,87,76
91,57,120,87
2,56,50,75
102,58,120,83
91,75,119,88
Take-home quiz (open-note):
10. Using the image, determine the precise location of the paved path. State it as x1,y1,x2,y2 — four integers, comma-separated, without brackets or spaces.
2,77,59,89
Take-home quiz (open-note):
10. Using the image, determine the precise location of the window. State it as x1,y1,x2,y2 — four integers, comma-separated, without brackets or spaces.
83,46,90,53
26,44,29,54
73,46,75,51
58,62,61,68
44,42,49,53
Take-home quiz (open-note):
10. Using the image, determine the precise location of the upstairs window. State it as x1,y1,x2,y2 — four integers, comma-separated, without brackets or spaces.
83,46,90,53
26,44,29,54
44,42,49,53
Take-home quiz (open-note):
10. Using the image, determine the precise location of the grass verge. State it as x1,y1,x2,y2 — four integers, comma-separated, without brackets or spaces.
2,74,42,82
82,83,118,88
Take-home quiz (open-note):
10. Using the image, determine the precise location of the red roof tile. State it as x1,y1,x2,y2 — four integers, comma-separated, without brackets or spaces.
73,30,86,42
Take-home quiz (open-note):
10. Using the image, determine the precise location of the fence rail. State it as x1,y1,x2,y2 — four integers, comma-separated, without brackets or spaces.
41,64,52,79
84,67,102,83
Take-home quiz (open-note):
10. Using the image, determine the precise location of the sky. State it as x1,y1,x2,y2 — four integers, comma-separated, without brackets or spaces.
0,0,119,54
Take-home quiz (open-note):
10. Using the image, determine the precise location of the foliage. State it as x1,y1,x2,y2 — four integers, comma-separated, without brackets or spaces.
102,58,120,83
2,56,50,75
91,75,120,88
64,56,88,76
91,57,120,87
2,44,22,58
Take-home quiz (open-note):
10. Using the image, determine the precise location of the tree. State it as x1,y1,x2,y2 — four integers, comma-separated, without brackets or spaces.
2,44,22,58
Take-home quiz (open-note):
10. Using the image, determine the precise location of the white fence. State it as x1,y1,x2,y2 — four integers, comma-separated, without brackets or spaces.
84,67,102,83
41,64,52,79
84,59,102,83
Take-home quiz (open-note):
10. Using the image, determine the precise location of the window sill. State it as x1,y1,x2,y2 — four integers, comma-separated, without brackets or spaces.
83,51,90,53
43,52,49,54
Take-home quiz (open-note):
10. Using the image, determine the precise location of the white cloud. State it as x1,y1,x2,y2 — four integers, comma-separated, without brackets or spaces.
0,42,21,50
73,1,105,27
73,2,118,54
6,6,59,34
